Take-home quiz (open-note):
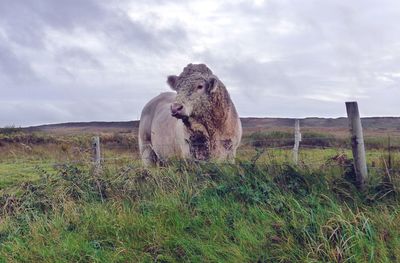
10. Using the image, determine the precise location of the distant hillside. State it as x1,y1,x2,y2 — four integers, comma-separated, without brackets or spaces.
24,117,400,135
26,121,140,134
241,117,400,129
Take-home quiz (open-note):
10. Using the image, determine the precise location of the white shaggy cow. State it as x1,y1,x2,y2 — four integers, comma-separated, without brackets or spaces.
138,64,242,165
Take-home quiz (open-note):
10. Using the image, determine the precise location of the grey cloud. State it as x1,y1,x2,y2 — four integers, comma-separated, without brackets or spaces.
54,47,103,69
0,0,105,48
223,59,295,96
0,41,44,101
105,16,188,54
0,43,36,83
0,0,187,52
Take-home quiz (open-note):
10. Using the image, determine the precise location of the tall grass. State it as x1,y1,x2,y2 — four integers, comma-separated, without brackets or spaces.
1,131,400,262
1,160,400,262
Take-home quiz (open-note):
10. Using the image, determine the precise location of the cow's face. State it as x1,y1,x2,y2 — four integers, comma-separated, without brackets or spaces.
167,74,219,122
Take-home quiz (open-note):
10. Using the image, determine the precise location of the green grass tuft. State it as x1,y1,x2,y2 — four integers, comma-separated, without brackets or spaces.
1,160,400,262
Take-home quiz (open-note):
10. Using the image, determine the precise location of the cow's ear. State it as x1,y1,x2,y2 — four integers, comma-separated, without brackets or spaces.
167,75,178,90
207,77,219,94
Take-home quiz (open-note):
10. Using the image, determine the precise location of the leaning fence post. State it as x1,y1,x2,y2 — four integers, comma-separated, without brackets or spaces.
92,136,104,201
345,102,368,190
293,119,301,164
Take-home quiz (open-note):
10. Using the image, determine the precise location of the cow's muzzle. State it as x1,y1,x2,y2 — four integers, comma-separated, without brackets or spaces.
171,103,187,119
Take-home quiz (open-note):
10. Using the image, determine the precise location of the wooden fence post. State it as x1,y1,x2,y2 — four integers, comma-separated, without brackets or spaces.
345,102,368,190
293,119,301,164
92,136,101,170
388,136,392,170
92,136,104,202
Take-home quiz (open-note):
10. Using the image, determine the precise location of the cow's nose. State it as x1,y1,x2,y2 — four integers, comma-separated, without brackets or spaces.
171,103,184,115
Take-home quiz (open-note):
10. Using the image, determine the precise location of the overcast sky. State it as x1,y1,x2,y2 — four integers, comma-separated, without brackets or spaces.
1,0,399,127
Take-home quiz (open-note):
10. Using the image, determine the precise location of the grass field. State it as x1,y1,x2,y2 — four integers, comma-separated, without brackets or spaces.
0,129,400,262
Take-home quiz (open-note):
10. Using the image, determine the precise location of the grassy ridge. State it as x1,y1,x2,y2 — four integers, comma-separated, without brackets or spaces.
0,161,400,262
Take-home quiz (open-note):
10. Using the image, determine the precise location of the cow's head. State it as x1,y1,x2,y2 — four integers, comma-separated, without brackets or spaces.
167,64,226,125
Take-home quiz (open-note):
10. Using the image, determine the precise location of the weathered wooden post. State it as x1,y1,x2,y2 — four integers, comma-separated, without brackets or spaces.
345,102,368,190
388,135,392,170
92,136,101,170
293,119,301,164
92,136,104,201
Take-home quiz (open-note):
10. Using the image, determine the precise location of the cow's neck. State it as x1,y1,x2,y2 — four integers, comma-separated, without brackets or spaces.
185,101,237,160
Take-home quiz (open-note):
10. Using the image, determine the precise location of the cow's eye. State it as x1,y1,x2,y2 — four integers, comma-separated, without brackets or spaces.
197,85,203,90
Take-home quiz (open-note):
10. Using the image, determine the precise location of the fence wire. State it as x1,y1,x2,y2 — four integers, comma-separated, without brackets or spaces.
1,136,399,177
